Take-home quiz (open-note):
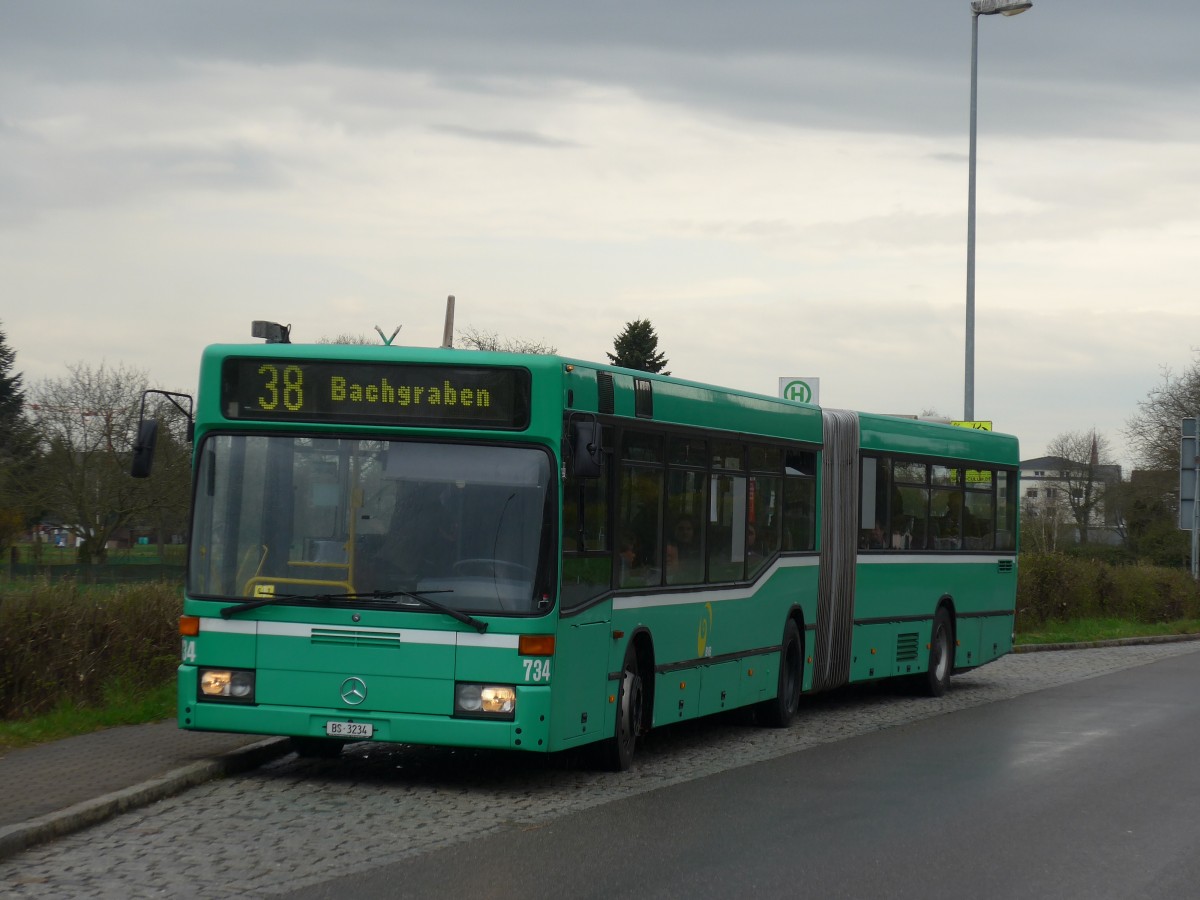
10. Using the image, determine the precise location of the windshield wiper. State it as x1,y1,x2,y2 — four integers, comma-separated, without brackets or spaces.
219,588,488,634
220,591,346,618
360,589,488,634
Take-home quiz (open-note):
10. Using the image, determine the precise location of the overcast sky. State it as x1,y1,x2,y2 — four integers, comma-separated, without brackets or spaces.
4,1,1198,470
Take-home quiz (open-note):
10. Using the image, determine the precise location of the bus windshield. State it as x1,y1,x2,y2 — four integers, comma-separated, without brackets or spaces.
189,435,554,615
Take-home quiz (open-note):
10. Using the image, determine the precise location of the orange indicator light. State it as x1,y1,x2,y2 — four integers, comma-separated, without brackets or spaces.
519,635,556,656
179,615,200,637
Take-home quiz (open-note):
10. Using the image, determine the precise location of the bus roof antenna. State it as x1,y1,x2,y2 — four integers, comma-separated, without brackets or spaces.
375,325,402,346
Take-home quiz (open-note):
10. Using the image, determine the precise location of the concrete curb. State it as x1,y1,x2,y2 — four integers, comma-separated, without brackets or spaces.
1014,632,1200,653
0,737,291,862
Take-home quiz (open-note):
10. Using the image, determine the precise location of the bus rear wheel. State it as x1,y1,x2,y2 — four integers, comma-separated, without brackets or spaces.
602,645,644,772
921,608,953,697
760,619,802,728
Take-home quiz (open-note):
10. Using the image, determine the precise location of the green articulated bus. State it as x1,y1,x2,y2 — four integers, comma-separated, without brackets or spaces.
141,332,1019,770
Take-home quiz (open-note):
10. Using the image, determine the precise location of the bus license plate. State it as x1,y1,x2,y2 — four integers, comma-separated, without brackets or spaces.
325,721,373,739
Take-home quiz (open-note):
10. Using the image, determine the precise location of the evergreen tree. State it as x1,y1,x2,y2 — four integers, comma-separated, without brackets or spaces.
607,319,670,375
0,321,25,443
0,322,36,555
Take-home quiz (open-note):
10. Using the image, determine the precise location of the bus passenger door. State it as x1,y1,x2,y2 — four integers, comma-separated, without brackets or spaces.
551,606,612,751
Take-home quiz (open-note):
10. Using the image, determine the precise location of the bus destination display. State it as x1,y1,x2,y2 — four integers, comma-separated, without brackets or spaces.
221,359,530,429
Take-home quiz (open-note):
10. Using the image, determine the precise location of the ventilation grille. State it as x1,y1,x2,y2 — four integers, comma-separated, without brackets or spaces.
634,377,653,418
997,559,1015,574
311,628,401,649
597,372,615,414
896,632,920,662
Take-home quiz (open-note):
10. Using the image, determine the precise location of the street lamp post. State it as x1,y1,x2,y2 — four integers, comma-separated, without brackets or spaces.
965,0,1031,422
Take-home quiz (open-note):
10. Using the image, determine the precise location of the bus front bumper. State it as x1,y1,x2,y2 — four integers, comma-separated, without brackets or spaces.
178,667,552,753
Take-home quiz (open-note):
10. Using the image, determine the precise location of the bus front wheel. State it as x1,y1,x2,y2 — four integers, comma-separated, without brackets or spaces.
602,645,644,772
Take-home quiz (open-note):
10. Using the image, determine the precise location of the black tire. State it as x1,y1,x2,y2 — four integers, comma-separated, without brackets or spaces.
291,737,346,759
922,607,954,697
601,645,644,772
760,619,802,728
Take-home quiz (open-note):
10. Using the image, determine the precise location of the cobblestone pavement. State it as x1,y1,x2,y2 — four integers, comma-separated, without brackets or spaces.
4,642,1198,899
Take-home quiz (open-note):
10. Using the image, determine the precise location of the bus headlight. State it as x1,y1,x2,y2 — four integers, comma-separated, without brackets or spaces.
198,669,256,702
455,683,516,719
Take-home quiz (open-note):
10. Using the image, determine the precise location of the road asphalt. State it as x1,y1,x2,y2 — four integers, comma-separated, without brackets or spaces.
2,634,1197,863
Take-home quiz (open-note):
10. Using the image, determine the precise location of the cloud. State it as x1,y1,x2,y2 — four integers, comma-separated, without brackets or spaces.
2,0,1198,478
434,124,581,149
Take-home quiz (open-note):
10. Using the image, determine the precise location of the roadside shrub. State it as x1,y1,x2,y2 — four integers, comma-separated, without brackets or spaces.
1016,554,1200,631
0,579,182,719
1060,544,1138,567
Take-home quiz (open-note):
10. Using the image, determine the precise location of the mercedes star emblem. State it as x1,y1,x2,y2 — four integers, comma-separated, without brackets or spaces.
340,677,367,706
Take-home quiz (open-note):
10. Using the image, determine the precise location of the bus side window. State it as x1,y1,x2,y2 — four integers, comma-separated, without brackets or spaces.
859,455,890,550
562,459,609,553
783,450,816,551
666,468,705,585
964,468,995,550
561,427,611,610
996,470,1016,550
747,473,781,577
895,484,930,550
707,472,746,582
617,465,664,587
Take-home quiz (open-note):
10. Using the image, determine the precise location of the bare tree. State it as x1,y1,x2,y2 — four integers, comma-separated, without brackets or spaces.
1127,353,1200,471
457,326,556,355
28,362,164,563
1041,430,1120,545
1020,489,1069,553
317,333,378,345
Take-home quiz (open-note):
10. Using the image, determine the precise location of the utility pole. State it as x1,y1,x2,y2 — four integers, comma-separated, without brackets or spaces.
441,295,456,348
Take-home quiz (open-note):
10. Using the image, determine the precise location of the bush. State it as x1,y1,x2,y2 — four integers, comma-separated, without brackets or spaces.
1017,553,1200,631
0,579,182,719
1060,543,1138,567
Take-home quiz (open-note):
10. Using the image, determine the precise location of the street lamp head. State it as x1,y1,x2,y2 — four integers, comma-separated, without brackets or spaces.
971,0,1032,15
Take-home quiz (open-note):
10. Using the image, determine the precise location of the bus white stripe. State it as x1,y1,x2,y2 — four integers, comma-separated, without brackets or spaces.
612,556,818,612
198,617,518,648
856,554,1015,566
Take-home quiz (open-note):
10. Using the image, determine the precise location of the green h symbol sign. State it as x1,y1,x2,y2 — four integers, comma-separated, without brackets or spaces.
780,378,817,404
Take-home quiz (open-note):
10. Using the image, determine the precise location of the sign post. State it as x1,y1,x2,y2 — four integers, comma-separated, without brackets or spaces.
1181,418,1199,579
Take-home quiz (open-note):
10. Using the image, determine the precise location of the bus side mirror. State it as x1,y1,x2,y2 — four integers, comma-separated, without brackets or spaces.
131,419,159,479
130,388,194,479
572,420,605,479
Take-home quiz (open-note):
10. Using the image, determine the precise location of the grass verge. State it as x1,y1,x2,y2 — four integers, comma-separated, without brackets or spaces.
0,678,176,754
1015,617,1200,646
